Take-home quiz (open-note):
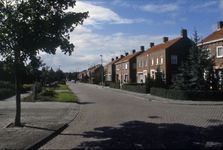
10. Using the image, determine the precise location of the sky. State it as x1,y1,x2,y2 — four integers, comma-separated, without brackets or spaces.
37,0,223,73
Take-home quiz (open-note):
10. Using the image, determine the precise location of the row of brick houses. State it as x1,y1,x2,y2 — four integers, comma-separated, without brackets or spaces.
104,28,191,85
78,21,223,86
78,64,102,81
104,21,223,85
198,21,223,85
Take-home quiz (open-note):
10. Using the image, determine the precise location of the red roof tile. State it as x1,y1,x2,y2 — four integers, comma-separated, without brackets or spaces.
138,37,181,56
198,28,223,44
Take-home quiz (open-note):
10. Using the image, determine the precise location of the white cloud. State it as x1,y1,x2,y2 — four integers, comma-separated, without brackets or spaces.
189,1,218,13
180,18,187,22
140,3,179,13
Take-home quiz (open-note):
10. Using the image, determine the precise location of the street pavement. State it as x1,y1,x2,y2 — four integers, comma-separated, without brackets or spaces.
0,83,223,149
39,82,223,149
0,91,79,150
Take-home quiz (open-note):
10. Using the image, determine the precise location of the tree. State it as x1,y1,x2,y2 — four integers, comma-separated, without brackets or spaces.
0,0,88,126
153,66,165,88
174,28,216,90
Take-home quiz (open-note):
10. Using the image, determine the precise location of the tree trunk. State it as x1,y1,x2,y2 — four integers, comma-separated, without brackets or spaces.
14,50,21,126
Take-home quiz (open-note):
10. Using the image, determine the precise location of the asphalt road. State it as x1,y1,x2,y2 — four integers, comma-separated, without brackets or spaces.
39,82,223,149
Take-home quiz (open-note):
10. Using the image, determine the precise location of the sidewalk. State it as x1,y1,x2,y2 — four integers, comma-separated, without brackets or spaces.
81,83,223,105
0,92,79,150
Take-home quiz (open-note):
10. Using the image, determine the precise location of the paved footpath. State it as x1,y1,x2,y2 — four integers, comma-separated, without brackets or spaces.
39,82,223,149
0,91,79,150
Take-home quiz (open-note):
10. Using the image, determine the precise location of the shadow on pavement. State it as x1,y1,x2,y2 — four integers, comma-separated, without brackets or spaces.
77,102,95,105
70,121,223,149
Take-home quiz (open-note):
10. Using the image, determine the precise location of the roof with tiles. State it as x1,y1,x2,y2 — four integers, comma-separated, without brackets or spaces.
105,58,122,67
88,65,101,72
115,50,142,64
138,37,181,57
198,28,223,44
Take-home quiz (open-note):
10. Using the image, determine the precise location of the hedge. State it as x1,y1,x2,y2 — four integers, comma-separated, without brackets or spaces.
122,84,147,93
0,88,15,100
151,87,223,101
110,83,120,89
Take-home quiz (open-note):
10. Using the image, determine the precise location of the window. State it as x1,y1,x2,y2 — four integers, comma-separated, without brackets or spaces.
117,65,119,70
108,67,111,72
160,57,163,64
145,60,147,67
151,58,154,66
108,75,112,81
141,61,143,67
133,63,136,69
156,58,158,65
125,75,128,82
125,64,128,69
171,55,177,64
205,48,211,59
217,46,222,58
122,64,124,69
138,73,143,83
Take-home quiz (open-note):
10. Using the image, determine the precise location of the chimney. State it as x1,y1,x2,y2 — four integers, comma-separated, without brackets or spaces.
140,46,144,51
125,52,129,56
181,29,187,38
163,37,168,43
132,49,136,54
218,21,223,29
150,42,154,48
120,55,124,58
111,58,114,61
116,56,118,60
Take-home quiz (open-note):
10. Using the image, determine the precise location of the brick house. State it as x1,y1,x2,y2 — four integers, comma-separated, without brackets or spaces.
88,64,102,81
114,46,145,83
198,21,223,86
136,29,191,85
104,57,122,82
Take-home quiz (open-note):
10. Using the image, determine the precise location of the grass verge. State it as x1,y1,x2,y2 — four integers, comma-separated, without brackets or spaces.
57,84,70,90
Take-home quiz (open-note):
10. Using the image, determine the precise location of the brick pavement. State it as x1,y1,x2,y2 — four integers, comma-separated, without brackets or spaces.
39,82,223,149
0,92,79,150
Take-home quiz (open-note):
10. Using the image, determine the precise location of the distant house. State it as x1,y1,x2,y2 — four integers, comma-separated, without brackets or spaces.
136,29,192,85
104,57,122,82
88,64,103,81
198,21,223,87
114,46,145,83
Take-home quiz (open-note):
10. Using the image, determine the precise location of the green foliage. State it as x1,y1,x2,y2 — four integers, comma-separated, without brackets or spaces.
151,88,223,101
145,73,154,93
0,88,15,100
153,66,165,88
57,84,70,90
110,83,120,89
122,84,147,93
174,28,217,91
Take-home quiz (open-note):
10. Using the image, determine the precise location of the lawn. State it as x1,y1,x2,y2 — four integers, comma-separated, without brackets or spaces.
57,84,70,90
55,91,78,102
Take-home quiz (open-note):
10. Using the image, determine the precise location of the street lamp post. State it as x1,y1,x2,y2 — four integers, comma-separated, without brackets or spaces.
100,55,103,88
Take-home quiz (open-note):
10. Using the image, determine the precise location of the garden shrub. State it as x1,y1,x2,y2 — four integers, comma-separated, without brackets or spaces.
0,88,15,100
110,83,120,89
122,84,147,93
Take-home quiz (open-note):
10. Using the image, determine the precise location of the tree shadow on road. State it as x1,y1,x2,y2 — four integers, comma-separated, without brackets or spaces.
71,121,223,149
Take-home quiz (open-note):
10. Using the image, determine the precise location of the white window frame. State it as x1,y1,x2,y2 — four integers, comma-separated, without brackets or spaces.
122,64,124,69
141,60,143,67
145,60,147,67
138,61,140,67
151,58,154,66
216,46,222,58
156,58,158,65
160,56,163,64
125,64,128,69
117,65,119,70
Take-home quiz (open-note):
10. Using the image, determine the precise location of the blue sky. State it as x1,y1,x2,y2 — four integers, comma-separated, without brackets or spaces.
38,0,223,72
